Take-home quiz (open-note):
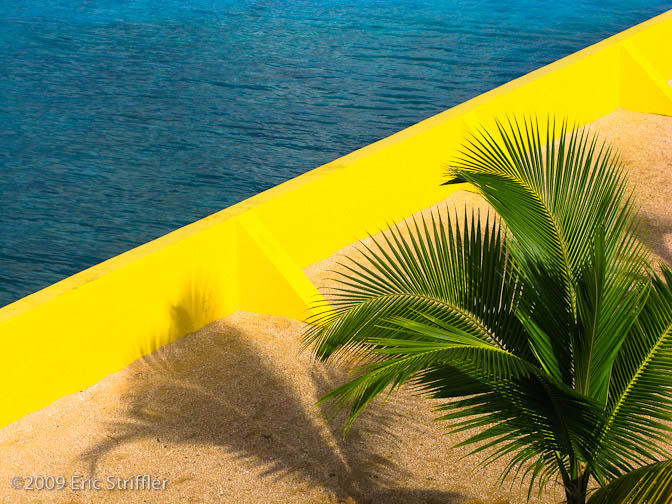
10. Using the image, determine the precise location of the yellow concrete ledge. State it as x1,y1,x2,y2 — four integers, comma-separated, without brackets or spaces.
1,10,671,429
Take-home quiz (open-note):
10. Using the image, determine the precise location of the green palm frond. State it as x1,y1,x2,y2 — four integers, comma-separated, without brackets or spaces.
316,313,540,432
447,117,650,402
591,265,672,480
304,208,527,363
305,208,528,428
588,460,672,504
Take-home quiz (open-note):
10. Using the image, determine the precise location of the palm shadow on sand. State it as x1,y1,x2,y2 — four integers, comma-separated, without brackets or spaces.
641,213,672,265
78,289,466,504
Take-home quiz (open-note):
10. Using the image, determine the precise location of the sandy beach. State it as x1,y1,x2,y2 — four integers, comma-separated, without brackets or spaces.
1,109,670,503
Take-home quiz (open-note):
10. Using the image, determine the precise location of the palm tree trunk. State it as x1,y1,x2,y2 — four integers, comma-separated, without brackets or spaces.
564,472,590,504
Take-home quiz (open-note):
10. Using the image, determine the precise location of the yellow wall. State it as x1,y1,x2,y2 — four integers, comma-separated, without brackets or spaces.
1,10,671,429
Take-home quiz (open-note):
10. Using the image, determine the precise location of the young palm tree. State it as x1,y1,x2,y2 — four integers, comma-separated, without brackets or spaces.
304,118,672,504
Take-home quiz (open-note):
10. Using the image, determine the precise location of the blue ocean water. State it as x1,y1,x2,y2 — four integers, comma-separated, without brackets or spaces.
1,1,670,307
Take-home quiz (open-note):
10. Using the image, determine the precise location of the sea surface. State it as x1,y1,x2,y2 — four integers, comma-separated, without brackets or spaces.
1,0,671,307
